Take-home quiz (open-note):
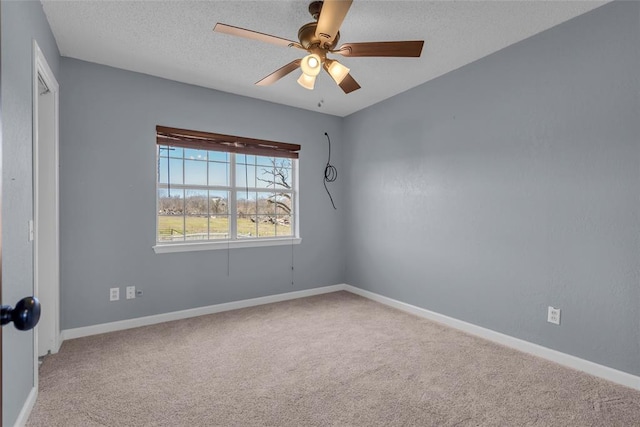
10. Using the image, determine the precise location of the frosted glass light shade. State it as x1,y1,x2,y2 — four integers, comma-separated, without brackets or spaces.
300,54,322,77
297,73,316,90
325,59,350,84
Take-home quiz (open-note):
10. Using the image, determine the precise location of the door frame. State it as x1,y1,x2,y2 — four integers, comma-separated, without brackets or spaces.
32,40,60,375
1,1,5,421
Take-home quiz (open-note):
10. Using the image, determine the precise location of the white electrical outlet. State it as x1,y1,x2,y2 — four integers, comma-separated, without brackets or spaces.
126,286,136,300
547,306,561,325
110,287,120,301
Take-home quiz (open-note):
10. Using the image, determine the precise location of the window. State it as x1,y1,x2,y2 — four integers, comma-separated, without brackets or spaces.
154,126,300,253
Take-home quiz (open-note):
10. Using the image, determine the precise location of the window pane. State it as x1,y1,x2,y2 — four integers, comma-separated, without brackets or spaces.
184,159,207,186
237,154,256,166
208,151,228,163
209,216,229,239
158,146,182,159
256,156,273,167
209,191,228,215
257,216,276,237
275,164,292,189
279,167,293,189
185,189,208,241
184,148,207,161
237,215,257,238
237,191,257,238
277,158,292,169
264,158,292,190
274,193,292,215
158,188,184,241
158,146,170,158
158,157,168,184
158,188,184,215
184,216,208,240
168,147,183,159
256,168,275,189
276,215,292,237
209,190,229,239
257,193,275,215
237,191,256,216
236,162,256,188
163,158,183,186
158,216,185,242
209,161,229,186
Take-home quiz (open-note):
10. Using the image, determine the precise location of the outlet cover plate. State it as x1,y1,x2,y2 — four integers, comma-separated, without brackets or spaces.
110,287,120,301
547,306,561,325
126,286,136,300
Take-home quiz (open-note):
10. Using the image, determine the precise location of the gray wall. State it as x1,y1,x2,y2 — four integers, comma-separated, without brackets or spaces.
1,1,60,425
343,1,640,376
3,2,638,424
59,58,345,330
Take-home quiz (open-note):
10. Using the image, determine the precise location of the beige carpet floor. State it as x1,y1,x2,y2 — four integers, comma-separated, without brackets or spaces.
28,291,640,426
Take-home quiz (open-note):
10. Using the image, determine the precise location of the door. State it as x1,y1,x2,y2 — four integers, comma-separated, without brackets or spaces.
1,1,5,418
33,53,60,357
1,8,45,421
35,74,55,356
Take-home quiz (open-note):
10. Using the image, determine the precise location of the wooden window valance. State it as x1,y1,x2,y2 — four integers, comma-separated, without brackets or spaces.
156,126,301,159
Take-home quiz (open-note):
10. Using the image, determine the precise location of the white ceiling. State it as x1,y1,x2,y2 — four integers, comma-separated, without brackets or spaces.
41,1,608,117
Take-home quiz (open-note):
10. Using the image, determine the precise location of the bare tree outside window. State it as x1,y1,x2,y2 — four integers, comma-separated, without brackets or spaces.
257,158,293,216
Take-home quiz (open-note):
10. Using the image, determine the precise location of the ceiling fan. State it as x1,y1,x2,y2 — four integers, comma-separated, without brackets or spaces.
213,0,424,94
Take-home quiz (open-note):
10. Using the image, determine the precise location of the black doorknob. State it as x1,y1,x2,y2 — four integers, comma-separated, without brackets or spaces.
1,296,41,331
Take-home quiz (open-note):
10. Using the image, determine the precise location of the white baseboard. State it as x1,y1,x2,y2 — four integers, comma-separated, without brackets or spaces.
61,284,346,341
344,284,640,391
59,282,639,392
13,386,37,427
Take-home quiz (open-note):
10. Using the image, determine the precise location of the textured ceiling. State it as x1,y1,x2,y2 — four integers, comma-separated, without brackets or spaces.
41,1,608,117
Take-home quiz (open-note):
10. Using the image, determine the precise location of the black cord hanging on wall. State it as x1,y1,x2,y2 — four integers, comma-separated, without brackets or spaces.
323,132,337,210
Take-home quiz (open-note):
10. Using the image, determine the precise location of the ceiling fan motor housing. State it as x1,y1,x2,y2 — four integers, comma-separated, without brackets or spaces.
298,22,340,51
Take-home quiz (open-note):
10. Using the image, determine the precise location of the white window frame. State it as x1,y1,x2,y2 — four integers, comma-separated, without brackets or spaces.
153,145,301,254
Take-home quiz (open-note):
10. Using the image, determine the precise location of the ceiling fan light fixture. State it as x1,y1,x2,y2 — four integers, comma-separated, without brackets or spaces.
213,0,423,95
300,53,322,77
325,59,350,84
297,72,316,90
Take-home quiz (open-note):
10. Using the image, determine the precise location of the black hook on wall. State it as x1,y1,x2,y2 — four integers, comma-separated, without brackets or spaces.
324,132,337,210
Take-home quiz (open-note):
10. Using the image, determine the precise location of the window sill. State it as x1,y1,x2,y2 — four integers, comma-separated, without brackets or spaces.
153,238,302,254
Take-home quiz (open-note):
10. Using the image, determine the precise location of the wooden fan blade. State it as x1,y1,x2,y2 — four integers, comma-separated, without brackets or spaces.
337,41,424,57
255,59,302,86
315,0,353,47
338,73,361,94
214,23,297,48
